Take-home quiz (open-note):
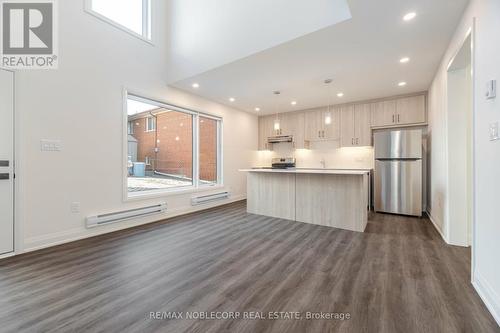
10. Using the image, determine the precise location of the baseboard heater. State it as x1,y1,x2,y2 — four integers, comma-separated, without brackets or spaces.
86,203,167,228
191,191,230,206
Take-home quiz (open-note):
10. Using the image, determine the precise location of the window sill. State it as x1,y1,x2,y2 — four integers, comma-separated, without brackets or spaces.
84,8,154,46
124,184,225,202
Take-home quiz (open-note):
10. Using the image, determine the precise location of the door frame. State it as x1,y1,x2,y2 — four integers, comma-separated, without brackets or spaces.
444,20,476,280
0,67,15,259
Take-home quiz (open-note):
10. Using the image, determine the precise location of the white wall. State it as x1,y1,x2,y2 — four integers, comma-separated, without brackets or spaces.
13,0,258,253
428,0,500,324
447,64,472,246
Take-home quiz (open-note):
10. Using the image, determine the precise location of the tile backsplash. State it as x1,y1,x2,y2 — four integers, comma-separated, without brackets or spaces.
255,141,374,170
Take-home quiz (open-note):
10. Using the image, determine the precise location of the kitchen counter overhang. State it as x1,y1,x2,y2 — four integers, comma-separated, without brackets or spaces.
240,168,370,232
240,168,370,175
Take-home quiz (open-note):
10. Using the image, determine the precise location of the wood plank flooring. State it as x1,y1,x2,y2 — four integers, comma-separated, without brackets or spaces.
0,200,498,333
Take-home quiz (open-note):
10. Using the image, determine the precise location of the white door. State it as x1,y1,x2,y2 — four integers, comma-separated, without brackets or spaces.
0,69,14,255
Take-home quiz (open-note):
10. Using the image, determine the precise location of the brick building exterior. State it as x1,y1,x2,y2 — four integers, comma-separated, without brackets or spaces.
129,109,217,182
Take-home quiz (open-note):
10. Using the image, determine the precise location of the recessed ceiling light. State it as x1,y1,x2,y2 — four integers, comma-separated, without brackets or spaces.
337,92,344,97
403,12,416,21
400,57,410,63
255,107,261,112
229,97,235,102
398,81,407,87
291,101,297,106
192,83,200,88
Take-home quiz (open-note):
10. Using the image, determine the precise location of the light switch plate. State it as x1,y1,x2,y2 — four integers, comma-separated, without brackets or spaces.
40,139,62,152
486,80,496,99
490,122,499,141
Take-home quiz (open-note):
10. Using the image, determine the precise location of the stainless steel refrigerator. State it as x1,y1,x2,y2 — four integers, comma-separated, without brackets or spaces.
374,129,422,216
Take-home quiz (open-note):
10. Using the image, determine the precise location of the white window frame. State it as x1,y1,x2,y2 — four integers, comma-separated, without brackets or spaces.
123,90,223,200
84,0,153,44
145,116,156,132
198,115,223,188
127,121,134,135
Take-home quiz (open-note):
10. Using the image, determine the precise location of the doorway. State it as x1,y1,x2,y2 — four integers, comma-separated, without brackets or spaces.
0,69,14,255
446,33,473,247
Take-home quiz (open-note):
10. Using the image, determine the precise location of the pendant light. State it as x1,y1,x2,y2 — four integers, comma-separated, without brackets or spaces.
273,91,281,132
324,79,333,125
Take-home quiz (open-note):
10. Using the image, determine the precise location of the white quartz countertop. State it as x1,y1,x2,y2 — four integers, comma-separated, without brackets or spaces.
239,168,371,175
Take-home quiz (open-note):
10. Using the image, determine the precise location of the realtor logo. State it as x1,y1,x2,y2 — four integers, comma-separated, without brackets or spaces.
1,0,58,69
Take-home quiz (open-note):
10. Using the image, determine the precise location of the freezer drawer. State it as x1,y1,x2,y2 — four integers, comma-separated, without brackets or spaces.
374,160,422,216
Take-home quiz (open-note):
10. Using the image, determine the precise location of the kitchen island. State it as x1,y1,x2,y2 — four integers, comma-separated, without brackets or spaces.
240,168,371,232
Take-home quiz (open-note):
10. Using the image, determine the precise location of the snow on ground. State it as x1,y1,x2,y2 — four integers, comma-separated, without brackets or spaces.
128,176,192,192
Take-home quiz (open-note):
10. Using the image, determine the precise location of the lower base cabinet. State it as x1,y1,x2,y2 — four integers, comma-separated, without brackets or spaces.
295,174,368,232
246,171,369,232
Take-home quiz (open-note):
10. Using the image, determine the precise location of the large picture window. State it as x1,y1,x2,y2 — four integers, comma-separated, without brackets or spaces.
199,116,219,185
86,0,151,40
126,94,222,196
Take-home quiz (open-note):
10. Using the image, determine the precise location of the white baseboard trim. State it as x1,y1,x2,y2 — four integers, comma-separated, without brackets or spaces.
472,273,500,327
0,252,16,260
426,210,448,243
22,195,246,254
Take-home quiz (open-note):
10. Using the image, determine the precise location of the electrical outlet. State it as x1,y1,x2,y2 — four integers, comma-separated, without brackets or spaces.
71,202,80,213
40,139,62,152
490,122,499,141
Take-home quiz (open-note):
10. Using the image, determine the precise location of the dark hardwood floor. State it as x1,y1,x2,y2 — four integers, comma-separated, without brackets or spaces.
0,201,498,333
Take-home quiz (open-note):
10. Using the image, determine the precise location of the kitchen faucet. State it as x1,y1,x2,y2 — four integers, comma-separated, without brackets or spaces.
320,158,326,169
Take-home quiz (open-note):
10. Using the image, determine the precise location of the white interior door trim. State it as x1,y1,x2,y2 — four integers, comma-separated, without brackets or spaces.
0,68,15,257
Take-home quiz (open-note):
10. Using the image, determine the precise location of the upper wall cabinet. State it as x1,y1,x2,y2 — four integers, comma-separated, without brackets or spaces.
258,112,308,150
396,95,426,125
354,104,372,146
304,107,340,142
283,112,307,149
340,104,371,147
257,93,427,150
370,100,396,127
371,94,426,127
258,116,274,150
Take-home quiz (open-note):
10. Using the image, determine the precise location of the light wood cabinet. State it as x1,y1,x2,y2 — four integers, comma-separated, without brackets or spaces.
324,107,340,141
304,107,339,141
370,100,397,127
304,109,323,141
258,116,275,150
257,94,426,150
397,95,426,125
274,114,287,136
258,113,308,150
354,104,371,146
340,104,371,147
283,112,307,149
247,171,369,232
340,105,355,147
371,94,426,127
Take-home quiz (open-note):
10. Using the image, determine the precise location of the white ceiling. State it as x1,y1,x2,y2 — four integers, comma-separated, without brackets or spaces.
166,0,352,82
170,0,469,115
